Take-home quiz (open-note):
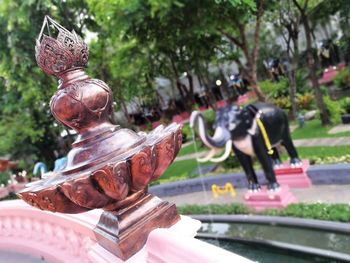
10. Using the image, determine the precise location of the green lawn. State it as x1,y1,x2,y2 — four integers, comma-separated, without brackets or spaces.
155,145,350,185
177,141,206,156
296,145,350,160
292,119,350,139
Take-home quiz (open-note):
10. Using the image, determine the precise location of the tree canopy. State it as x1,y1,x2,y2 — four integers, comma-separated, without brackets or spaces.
0,0,349,170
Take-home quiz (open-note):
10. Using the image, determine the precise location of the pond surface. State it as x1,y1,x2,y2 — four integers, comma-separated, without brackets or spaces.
200,222,350,254
198,221,350,262
202,238,342,263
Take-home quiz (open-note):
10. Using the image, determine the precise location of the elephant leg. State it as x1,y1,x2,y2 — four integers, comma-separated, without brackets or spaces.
281,130,302,167
271,147,282,168
252,134,280,191
232,145,260,192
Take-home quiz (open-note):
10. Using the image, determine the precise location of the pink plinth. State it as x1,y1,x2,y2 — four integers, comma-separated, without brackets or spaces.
275,160,312,188
243,185,298,211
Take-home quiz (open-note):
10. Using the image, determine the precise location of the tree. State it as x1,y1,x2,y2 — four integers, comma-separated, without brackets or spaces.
270,0,302,119
214,0,268,101
292,0,330,125
0,0,95,167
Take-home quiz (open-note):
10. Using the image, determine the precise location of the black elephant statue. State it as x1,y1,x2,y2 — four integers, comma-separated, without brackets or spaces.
190,102,302,191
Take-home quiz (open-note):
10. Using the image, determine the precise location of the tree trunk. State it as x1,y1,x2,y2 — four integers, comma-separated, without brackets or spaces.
302,14,330,125
247,71,266,102
288,37,299,119
249,0,266,102
288,69,298,119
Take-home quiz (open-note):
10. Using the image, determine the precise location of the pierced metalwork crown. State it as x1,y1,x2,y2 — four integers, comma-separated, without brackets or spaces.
35,16,89,76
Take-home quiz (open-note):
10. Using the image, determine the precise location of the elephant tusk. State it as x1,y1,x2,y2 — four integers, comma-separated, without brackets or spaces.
210,140,233,163
197,148,219,163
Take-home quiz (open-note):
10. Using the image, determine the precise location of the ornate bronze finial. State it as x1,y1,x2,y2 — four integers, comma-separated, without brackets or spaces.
18,17,182,260
35,16,88,76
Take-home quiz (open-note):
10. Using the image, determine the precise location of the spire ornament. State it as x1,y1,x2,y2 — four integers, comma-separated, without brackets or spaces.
18,16,182,260
35,16,88,76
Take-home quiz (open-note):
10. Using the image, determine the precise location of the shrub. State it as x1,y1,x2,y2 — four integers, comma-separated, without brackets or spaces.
221,155,241,170
272,96,291,110
202,109,216,128
310,154,350,165
323,96,342,124
259,79,289,99
178,203,350,222
0,172,10,186
181,124,192,143
334,67,350,89
340,97,350,114
296,93,314,110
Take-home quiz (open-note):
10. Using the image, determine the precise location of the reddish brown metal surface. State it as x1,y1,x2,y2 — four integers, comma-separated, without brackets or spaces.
18,16,182,260
94,193,180,260
18,17,182,216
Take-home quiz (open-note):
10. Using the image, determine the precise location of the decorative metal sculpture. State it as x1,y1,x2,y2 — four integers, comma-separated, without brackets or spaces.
18,16,182,260
190,102,302,192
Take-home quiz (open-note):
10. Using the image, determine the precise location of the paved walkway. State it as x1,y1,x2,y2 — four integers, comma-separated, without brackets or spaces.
163,184,350,206
328,124,350,134
293,136,350,147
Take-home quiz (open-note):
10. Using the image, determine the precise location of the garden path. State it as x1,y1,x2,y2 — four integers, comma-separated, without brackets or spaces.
328,124,350,134
163,184,350,206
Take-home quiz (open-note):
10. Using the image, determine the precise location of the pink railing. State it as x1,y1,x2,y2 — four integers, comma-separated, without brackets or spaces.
0,200,252,263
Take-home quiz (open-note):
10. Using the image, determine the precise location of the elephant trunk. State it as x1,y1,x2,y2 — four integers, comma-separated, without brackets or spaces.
190,111,230,149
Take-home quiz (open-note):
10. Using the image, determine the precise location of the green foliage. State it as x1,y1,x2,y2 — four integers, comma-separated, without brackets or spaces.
322,96,342,124
222,155,242,170
334,68,350,89
181,124,192,143
178,203,248,215
259,79,289,99
202,109,216,129
0,172,10,186
272,96,291,110
340,97,350,113
296,93,314,110
0,0,94,167
178,203,350,222
295,68,312,94
310,154,350,165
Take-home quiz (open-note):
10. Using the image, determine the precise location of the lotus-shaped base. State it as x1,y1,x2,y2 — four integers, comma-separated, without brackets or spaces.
18,123,182,214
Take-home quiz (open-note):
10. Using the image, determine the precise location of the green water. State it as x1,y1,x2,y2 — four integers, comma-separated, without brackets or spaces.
200,222,350,254
202,238,342,263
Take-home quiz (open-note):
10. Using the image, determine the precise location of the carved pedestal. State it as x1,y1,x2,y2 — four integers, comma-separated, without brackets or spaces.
94,193,180,260
243,185,297,211
275,160,312,188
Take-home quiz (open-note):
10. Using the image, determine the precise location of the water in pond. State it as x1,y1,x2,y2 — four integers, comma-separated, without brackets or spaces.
202,238,342,263
200,222,350,254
